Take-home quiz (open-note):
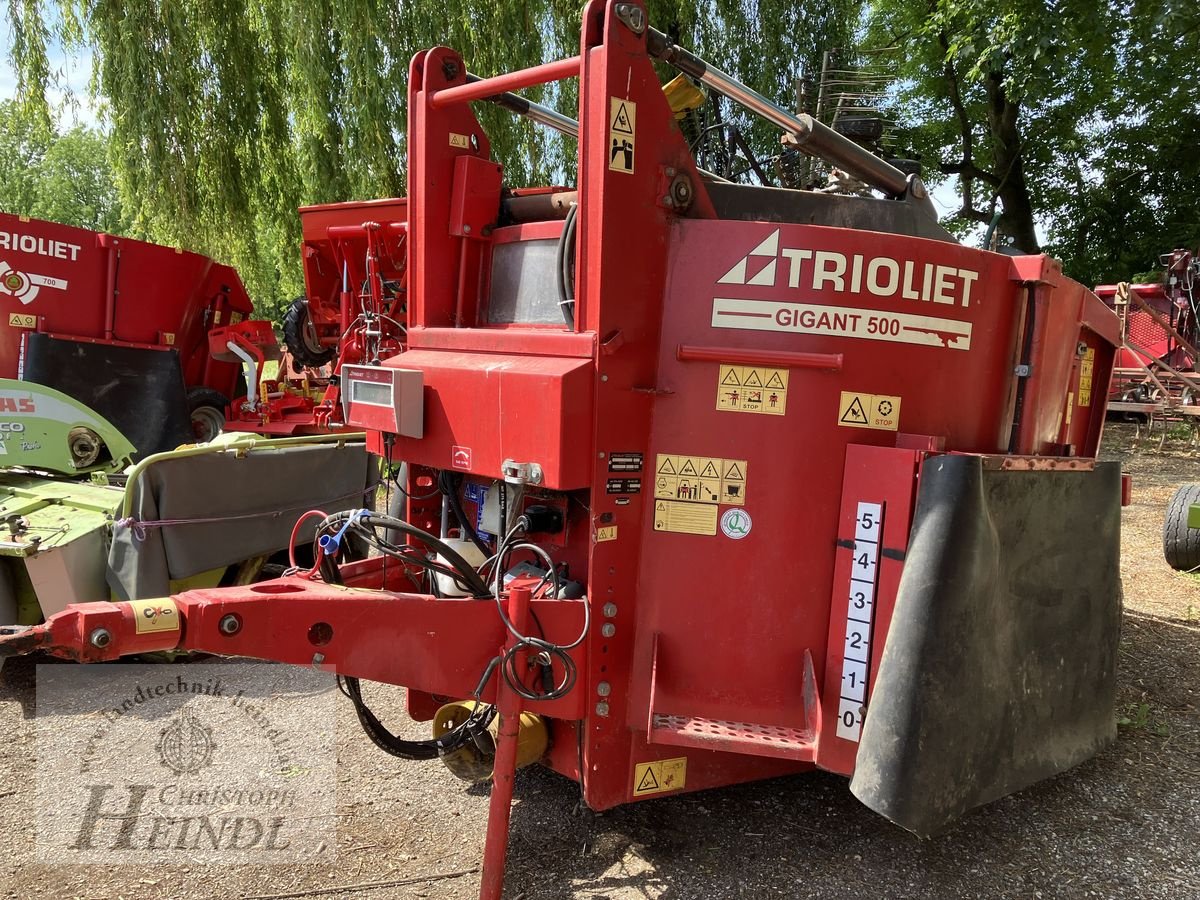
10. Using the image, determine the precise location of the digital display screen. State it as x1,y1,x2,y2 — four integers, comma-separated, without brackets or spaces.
350,379,393,407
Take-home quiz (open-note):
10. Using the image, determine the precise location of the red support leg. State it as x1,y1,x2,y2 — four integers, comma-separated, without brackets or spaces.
479,585,532,900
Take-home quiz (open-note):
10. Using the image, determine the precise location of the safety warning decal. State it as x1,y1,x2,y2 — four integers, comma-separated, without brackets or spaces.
609,98,636,174
1078,347,1095,407
633,756,687,796
596,525,618,543
836,501,884,743
716,365,789,415
129,598,180,635
653,500,718,535
451,445,473,470
838,392,901,431
7,312,35,329
654,454,747,507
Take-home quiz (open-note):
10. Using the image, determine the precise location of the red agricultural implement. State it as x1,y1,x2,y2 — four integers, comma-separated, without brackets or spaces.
0,3,1124,897
221,198,409,434
1096,248,1200,419
0,212,256,450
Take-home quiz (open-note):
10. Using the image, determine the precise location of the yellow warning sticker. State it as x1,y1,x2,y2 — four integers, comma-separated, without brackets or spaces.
653,500,718,535
8,312,35,329
163,332,176,346
609,98,636,174
1078,347,1094,407
654,455,747,507
596,525,618,543
448,132,470,149
129,598,181,634
838,392,902,431
716,365,789,415
633,756,687,796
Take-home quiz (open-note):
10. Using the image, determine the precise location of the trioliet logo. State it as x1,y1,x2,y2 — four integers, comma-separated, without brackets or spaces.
710,229,979,351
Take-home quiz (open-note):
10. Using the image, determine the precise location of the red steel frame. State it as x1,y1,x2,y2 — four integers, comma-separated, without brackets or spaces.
1,3,1123,897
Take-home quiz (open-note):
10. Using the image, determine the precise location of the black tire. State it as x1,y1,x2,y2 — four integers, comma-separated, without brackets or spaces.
282,297,335,369
187,386,228,443
1164,483,1200,571
833,115,884,142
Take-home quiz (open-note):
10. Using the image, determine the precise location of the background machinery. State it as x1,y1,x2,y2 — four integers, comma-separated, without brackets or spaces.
0,212,257,447
1096,247,1200,420
0,217,380,627
222,197,409,435
0,3,1124,897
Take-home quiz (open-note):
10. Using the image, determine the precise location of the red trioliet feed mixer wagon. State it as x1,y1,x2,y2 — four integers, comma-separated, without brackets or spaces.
0,3,1123,897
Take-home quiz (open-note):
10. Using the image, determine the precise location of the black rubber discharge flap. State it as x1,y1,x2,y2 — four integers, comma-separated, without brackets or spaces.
23,334,193,458
850,454,1121,836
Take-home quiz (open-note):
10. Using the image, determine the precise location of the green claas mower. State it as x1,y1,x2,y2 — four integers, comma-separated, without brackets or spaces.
0,214,378,628
0,378,375,628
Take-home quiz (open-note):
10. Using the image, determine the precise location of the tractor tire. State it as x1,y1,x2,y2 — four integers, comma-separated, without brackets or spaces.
1163,483,1200,571
282,297,335,369
187,386,228,443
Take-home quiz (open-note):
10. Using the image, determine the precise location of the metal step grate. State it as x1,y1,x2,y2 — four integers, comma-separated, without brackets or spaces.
650,714,816,761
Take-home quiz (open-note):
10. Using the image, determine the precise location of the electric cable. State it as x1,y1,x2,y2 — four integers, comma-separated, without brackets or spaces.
318,506,588,758
317,510,493,597
484,522,589,702
438,470,492,557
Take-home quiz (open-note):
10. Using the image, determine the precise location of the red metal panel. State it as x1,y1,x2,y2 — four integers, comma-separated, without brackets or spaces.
409,48,494,330
406,327,595,358
571,0,739,813
665,218,1027,452
815,444,920,775
383,348,594,489
450,157,503,269
1010,261,1120,456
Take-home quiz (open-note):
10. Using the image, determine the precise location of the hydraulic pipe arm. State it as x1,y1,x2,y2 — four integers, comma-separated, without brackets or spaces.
643,24,921,203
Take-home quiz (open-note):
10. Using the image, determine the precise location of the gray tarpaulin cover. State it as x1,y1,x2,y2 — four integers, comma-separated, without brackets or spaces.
850,454,1121,836
108,441,376,600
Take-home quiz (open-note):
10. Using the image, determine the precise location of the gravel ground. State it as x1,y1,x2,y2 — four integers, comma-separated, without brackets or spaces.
2,421,1199,899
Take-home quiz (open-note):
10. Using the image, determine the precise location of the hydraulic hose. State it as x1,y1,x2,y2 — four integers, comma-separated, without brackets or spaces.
556,202,578,328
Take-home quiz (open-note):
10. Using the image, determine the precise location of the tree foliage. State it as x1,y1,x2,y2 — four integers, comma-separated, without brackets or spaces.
1044,0,1200,284
5,0,860,319
0,99,126,233
868,0,1200,285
